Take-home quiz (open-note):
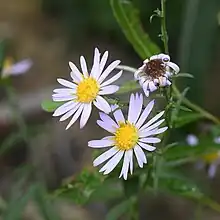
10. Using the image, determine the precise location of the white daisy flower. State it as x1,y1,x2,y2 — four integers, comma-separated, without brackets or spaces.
134,53,180,97
88,93,168,180
214,136,220,144
1,57,32,78
186,134,198,146
52,48,123,130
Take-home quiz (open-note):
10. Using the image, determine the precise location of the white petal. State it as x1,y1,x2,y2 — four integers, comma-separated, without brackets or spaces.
80,56,88,77
139,126,168,138
128,150,133,175
99,51,109,75
140,119,165,133
80,103,92,128
88,139,115,148
111,105,125,124
97,120,117,134
149,81,158,92
158,77,167,87
94,96,111,114
99,112,118,128
53,88,75,94
167,61,180,73
52,95,74,102
90,48,100,79
135,100,155,129
135,145,147,163
98,85,119,95
100,70,123,87
65,104,84,130
100,151,124,175
69,62,83,82
53,101,77,116
134,69,142,80
158,54,170,62
93,147,119,166
138,142,156,151
150,55,159,60
59,103,80,121
142,59,149,64
139,111,165,131
102,136,115,140
134,145,146,168
139,137,161,144
99,112,118,129
98,60,121,84
57,78,77,88
166,80,172,86
128,93,143,124
119,151,130,180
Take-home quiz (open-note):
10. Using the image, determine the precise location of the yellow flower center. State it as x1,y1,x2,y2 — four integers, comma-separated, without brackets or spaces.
202,151,220,164
3,57,14,69
114,121,139,151
76,77,99,103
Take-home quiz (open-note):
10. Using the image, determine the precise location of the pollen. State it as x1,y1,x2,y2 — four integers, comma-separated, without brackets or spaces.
76,77,99,103
114,121,139,151
143,59,165,78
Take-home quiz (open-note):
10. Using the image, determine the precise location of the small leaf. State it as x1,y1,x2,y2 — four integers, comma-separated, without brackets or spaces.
174,112,203,128
110,0,160,59
116,80,140,94
173,73,194,78
106,198,135,220
41,100,63,112
179,106,192,112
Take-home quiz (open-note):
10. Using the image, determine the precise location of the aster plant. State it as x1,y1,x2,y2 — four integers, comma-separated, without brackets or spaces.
40,0,220,219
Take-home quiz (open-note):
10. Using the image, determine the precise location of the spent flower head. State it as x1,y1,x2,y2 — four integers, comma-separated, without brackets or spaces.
88,93,168,180
52,48,123,129
134,53,179,97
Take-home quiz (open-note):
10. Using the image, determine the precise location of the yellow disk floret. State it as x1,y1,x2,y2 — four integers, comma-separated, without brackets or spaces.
76,77,99,103
114,121,139,151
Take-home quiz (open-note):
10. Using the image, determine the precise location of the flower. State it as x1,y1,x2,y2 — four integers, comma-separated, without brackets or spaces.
1,57,32,78
88,93,168,180
186,134,220,178
134,53,179,97
186,134,199,146
52,48,123,130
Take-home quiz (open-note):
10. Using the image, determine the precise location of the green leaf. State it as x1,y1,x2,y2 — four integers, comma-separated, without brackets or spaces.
173,73,194,78
173,112,203,128
106,198,135,220
34,184,60,220
110,0,160,59
3,185,37,220
179,106,192,112
41,100,63,112
116,80,140,94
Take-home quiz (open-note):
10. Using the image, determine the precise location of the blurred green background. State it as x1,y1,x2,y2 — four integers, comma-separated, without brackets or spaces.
0,0,220,219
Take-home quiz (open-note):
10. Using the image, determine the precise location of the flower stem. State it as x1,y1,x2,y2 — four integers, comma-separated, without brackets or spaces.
172,85,220,124
160,0,169,54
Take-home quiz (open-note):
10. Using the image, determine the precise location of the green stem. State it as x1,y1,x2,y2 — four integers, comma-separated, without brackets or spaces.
173,85,220,124
160,0,169,54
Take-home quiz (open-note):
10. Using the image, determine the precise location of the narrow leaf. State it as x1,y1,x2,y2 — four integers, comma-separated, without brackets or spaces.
110,0,160,59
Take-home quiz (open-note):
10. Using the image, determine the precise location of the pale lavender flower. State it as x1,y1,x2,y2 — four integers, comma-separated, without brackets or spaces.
88,93,168,180
1,58,32,78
